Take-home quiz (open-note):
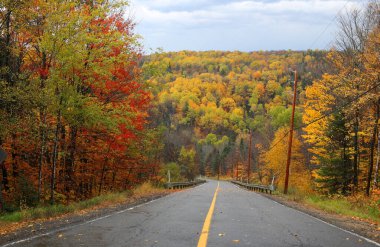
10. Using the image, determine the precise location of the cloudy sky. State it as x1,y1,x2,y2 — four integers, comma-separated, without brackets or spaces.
128,0,362,52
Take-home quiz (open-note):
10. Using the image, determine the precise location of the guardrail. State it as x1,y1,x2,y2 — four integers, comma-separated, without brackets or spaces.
231,180,274,194
165,179,206,189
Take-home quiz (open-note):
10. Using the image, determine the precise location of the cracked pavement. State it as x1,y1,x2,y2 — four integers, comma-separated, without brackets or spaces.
2,180,379,247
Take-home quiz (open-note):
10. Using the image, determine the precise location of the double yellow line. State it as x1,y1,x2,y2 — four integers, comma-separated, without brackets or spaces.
197,182,220,247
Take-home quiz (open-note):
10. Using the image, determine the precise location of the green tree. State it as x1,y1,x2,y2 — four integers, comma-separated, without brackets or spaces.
315,111,354,195
178,147,198,180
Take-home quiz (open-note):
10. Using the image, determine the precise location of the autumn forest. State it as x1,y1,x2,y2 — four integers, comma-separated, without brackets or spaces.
1,0,380,214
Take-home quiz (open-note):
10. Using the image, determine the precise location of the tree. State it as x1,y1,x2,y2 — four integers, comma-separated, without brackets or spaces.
0,0,153,209
262,127,310,193
315,111,354,195
178,147,198,181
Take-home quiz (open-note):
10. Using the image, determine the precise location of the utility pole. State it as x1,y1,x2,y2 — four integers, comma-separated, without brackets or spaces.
217,161,220,180
284,70,297,194
236,162,239,180
247,130,253,184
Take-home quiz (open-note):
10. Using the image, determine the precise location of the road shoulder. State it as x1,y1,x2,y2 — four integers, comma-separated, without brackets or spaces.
260,193,380,243
0,192,171,246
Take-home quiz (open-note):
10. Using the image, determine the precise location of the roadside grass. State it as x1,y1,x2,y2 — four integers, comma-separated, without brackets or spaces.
234,180,380,224
278,188,380,224
0,182,165,228
304,194,380,224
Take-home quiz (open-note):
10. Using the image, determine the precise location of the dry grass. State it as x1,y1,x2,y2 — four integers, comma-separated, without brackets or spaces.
133,182,164,197
277,189,380,224
0,182,166,235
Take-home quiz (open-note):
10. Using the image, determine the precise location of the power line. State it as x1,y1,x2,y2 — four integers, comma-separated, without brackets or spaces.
308,0,352,50
265,79,344,152
266,26,377,153
266,131,289,152
266,80,380,152
298,81,380,131
264,0,363,152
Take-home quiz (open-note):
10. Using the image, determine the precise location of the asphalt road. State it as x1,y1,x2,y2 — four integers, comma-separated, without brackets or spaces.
3,180,380,247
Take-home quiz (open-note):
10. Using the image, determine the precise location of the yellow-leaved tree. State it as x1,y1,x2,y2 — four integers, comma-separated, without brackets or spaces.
302,74,338,165
262,127,311,193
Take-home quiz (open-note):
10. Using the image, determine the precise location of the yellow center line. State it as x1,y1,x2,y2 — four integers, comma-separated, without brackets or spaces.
197,182,220,247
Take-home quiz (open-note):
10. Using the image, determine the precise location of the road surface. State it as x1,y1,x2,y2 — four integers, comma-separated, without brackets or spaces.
2,180,379,247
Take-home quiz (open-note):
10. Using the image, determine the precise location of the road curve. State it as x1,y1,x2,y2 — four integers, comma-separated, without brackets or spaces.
2,180,379,247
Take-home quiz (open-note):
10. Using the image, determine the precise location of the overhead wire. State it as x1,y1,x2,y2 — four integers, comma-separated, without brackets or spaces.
267,1,372,152
309,1,352,50
266,80,380,152
264,0,369,152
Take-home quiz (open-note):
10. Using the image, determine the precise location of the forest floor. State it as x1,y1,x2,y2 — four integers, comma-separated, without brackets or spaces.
262,193,380,243
0,184,173,245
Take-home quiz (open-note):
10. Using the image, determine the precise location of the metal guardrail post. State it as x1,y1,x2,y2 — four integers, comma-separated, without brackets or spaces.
165,179,206,190
231,180,274,194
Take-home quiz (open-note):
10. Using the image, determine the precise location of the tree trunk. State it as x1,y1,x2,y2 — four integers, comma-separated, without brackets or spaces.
38,51,48,202
0,161,4,212
38,111,46,202
247,130,253,183
98,159,108,195
11,133,18,182
58,125,66,190
366,102,380,196
353,111,359,188
374,126,380,188
342,143,348,195
65,126,77,201
111,171,116,191
50,104,62,205
1,159,9,192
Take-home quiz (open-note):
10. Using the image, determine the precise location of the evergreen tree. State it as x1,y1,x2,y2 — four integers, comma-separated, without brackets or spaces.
315,111,353,195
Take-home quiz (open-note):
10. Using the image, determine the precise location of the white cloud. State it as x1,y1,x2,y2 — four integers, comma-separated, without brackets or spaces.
128,0,363,51
216,1,359,14
134,5,227,26
134,0,211,9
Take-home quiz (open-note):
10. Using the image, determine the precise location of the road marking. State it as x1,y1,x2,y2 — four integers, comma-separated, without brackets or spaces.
0,196,167,247
269,199,380,247
1,183,208,247
197,182,219,247
233,183,380,246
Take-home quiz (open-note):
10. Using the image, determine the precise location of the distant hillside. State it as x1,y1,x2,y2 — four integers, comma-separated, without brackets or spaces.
143,50,329,182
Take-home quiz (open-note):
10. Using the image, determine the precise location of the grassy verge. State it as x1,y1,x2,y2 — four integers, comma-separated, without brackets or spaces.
277,190,380,224
0,182,165,232
304,195,380,223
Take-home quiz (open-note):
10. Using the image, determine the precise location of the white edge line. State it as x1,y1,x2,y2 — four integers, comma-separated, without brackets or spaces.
1,196,164,247
232,182,380,247
1,183,208,247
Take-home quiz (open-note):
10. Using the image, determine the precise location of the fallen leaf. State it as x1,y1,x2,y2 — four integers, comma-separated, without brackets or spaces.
232,240,240,243
218,233,225,237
